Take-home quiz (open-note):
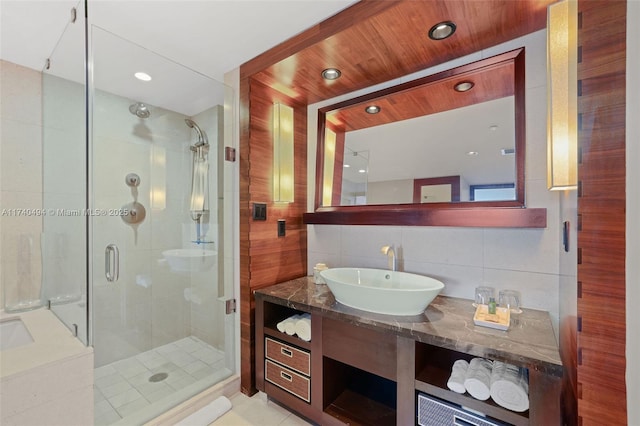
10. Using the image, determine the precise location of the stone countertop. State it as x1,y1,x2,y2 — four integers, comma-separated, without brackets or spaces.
255,277,562,377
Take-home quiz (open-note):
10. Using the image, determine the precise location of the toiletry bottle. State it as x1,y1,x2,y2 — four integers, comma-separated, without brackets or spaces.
488,297,497,314
313,263,328,284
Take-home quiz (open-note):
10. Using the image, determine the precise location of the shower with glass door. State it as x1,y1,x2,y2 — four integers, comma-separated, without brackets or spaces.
40,2,236,424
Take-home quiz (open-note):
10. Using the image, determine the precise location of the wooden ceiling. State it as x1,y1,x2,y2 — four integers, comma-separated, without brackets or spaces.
244,0,555,105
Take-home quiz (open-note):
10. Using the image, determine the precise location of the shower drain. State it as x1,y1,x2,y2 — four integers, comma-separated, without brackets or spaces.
148,372,169,383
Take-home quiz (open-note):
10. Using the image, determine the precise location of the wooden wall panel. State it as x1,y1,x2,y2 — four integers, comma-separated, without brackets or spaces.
576,1,626,425
239,78,308,394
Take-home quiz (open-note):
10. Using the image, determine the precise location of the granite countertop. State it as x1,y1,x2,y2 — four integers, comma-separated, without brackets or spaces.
255,277,563,377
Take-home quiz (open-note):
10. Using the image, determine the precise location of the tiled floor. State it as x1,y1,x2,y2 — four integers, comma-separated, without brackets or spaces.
211,392,313,426
94,336,229,425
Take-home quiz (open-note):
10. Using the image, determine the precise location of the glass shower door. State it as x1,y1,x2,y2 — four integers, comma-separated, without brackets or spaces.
90,26,235,424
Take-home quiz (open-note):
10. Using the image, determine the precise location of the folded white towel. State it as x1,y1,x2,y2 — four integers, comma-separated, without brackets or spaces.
464,358,493,401
294,314,312,342
490,361,529,412
284,315,301,335
447,359,469,394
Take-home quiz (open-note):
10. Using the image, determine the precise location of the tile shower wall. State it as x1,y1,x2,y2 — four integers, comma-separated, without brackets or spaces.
92,90,223,366
0,60,44,311
307,31,564,335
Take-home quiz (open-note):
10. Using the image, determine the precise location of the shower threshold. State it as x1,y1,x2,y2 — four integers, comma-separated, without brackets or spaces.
93,336,232,425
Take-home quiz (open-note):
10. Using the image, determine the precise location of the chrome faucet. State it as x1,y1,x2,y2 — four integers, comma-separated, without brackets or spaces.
381,245,397,271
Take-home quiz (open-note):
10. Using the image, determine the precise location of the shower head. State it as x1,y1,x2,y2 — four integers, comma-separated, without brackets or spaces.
129,102,150,119
185,118,208,146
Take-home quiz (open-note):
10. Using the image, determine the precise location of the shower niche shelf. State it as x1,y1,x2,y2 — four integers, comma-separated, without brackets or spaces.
161,248,217,273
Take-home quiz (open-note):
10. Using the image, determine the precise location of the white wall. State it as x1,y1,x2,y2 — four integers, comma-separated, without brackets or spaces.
0,60,44,311
626,0,639,421
307,31,565,334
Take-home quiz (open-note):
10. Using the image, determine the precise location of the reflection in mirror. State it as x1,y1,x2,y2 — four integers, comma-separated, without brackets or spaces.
317,48,525,209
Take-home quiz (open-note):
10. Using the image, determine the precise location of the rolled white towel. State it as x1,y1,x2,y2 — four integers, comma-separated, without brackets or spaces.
490,361,529,412
446,359,469,394
294,314,312,342
276,318,287,332
464,358,493,401
284,315,301,335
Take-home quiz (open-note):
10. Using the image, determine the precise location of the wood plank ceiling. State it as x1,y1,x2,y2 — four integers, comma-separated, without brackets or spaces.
250,0,554,105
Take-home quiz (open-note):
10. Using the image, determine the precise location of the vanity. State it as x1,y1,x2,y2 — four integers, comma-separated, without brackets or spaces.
254,277,562,426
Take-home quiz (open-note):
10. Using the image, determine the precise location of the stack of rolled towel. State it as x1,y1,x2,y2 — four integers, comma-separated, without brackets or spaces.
276,313,311,341
446,357,529,412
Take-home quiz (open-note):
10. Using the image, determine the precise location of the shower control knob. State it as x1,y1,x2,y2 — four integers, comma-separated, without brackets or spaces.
121,201,146,225
125,173,141,187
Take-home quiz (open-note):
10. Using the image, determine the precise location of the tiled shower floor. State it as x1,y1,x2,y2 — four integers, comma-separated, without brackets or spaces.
94,336,230,425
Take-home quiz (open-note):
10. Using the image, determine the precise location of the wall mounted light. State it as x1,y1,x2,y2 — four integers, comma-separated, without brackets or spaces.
547,0,578,190
322,128,337,206
273,103,294,202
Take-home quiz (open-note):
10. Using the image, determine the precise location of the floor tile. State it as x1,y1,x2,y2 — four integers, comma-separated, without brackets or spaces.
108,388,144,409
100,380,133,399
95,409,122,426
115,397,150,418
95,338,228,425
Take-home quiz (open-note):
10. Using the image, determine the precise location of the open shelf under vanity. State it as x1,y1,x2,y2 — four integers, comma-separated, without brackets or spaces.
254,278,562,426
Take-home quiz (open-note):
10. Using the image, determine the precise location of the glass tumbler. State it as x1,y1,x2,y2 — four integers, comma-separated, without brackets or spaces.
499,289,522,313
473,286,495,307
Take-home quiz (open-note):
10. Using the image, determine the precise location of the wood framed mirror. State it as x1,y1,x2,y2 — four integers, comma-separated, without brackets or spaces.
304,48,546,227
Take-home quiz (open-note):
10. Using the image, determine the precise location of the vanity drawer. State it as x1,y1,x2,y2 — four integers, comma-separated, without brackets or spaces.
265,359,310,403
265,337,310,376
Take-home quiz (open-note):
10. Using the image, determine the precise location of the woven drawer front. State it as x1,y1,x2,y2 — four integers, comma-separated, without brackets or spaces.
417,393,505,426
265,337,310,376
265,359,310,403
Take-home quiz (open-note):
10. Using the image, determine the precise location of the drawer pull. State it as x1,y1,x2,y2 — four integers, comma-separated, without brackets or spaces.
281,347,293,357
280,371,293,382
453,416,478,426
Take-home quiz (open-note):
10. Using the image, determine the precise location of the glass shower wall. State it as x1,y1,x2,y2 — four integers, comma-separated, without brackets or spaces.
41,0,88,344
89,25,234,423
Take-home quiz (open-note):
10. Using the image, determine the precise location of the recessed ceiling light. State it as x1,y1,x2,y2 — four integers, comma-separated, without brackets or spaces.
454,81,474,92
489,125,499,131
321,68,341,80
467,151,479,156
358,169,366,173
365,105,381,114
428,21,456,40
134,72,152,82
344,164,351,168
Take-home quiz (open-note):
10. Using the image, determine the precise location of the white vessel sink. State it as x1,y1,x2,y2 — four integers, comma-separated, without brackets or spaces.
0,318,34,351
320,267,444,315
162,249,217,273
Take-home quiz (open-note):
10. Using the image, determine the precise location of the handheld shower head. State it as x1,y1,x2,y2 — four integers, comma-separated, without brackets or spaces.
185,118,208,146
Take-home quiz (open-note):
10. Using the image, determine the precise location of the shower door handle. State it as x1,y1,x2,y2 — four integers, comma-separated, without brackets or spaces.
105,244,119,282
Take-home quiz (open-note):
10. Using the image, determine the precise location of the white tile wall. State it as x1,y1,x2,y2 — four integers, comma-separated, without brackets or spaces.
0,60,44,310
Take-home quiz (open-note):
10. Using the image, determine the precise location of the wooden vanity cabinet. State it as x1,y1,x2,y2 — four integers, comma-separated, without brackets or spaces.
255,288,562,426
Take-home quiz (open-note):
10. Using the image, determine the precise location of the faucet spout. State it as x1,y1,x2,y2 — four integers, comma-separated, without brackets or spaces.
381,245,397,271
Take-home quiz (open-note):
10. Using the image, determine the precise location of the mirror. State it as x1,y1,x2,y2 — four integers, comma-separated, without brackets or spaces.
314,48,526,211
